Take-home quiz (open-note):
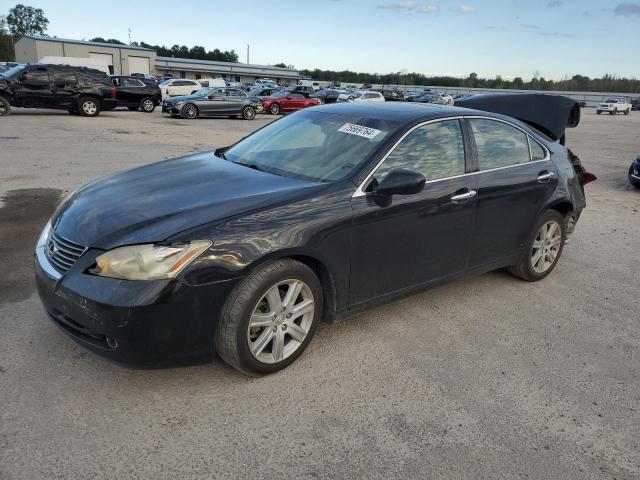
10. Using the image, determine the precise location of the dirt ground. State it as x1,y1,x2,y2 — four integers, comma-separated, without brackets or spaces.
0,107,639,480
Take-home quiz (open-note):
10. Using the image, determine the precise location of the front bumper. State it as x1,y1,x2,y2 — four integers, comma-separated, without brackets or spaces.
35,245,239,368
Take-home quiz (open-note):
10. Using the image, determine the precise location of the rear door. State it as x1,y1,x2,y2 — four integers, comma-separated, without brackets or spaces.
466,117,558,268
226,88,247,114
50,69,78,109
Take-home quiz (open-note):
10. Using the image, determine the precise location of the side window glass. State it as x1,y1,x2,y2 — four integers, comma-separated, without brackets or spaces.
470,119,530,170
22,69,50,87
54,71,77,87
375,120,466,182
529,138,547,161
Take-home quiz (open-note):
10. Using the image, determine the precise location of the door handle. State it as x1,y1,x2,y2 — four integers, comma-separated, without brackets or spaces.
537,171,555,183
450,189,477,203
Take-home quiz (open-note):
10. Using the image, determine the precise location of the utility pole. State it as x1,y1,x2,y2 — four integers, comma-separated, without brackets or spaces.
246,44,250,64
128,28,132,44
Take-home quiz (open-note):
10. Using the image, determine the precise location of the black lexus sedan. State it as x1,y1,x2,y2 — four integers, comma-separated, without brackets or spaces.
629,154,640,188
35,100,594,375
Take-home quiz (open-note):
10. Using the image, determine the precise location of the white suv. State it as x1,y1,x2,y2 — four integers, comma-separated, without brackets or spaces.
597,97,632,115
159,79,201,98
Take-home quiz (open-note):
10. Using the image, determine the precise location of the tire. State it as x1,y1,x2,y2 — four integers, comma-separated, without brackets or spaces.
140,97,155,113
215,258,323,376
269,103,280,115
629,165,640,189
624,109,630,116
242,105,256,120
507,210,566,282
0,96,11,116
77,96,100,117
609,111,614,115
596,110,601,115
181,103,198,119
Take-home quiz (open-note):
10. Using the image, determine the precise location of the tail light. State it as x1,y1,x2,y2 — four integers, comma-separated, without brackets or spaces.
111,86,116,99
578,172,597,186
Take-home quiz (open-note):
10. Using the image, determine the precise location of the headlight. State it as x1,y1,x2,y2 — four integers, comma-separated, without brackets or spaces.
37,220,52,248
92,240,211,281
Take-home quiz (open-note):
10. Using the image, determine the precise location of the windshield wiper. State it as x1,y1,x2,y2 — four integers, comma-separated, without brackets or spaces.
234,161,270,173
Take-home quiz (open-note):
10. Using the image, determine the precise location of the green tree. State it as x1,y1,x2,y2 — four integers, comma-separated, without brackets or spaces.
0,16,15,60
6,4,48,37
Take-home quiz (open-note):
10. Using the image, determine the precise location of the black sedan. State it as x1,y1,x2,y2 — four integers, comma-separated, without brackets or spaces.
309,88,341,104
111,76,162,113
35,100,594,375
406,93,445,104
629,154,640,188
162,87,262,120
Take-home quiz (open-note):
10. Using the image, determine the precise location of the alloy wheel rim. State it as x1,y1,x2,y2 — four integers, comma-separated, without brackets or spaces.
143,99,154,111
531,220,562,273
271,104,279,114
245,107,254,119
83,101,97,115
185,106,196,118
247,279,314,364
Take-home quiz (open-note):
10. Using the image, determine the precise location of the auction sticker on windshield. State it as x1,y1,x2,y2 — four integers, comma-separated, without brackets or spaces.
338,123,382,139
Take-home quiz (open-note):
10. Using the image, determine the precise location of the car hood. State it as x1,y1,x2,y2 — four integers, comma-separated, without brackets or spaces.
52,152,320,250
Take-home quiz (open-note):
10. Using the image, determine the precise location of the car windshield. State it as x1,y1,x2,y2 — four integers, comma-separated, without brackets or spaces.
223,110,401,182
0,65,26,79
193,88,215,97
605,98,619,103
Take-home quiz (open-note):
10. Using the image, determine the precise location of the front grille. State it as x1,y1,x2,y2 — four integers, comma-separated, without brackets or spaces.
46,231,87,273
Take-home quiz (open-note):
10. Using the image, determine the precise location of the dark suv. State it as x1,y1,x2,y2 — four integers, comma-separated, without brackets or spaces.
0,64,117,117
111,76,162,113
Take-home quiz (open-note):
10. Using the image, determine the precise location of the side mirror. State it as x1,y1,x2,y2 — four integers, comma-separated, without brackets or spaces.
375,169,426,196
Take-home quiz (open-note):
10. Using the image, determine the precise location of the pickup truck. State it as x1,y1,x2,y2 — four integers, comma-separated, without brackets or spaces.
596,97,632,115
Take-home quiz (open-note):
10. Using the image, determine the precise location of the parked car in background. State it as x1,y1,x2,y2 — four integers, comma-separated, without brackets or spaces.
241,81,256,91
159,78,201,98
286,85,315,97
347,91,385,103
406,93,445,105
0,64,116,116
262,90,320,114
381,89,405,102
196,78,226,89
597,97,632,115
362,83,372,89
298,80,320,91
34,100,594,375
248,87,281,98
310,89,340,104
111,76,161,113
225,79,240,88
440,93,454,105
0,62,20,74
162,87,262,120
630,98,640,111
130,73,157,83
629,154,640,189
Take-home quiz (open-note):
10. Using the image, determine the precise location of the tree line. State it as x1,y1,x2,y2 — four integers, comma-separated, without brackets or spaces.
299,69,640,94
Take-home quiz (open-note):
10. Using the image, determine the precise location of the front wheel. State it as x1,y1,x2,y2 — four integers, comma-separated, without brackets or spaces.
181,103,198,119
242,105,256,120
629,165,640,189
77,97,100,117
624,109,630,116
0,96,11,116
215,259,322,376
269,103,280,115
508,210,566,281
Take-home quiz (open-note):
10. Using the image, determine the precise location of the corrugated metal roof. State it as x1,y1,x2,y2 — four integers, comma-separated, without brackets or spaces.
155,56,296,73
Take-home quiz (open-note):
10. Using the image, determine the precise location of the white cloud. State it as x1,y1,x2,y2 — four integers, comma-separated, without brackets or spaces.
378,2,438,13
459,4,477,13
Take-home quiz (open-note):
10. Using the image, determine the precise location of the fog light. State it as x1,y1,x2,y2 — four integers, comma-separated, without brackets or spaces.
106,337,118,349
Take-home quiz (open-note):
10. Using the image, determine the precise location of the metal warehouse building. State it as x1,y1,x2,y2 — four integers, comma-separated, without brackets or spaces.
14,35,300,83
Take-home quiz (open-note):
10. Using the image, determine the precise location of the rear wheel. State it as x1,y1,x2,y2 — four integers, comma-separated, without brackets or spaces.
269,103,280,115
0,96,11,116
181,103,198,119
508,210,566,282
215,259,322,376
77,97,100,117
624,108,630,116
140,97,155,113
596,110,601,115
242,105,256,120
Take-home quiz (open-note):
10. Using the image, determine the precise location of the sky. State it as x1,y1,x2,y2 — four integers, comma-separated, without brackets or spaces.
6,0,640,80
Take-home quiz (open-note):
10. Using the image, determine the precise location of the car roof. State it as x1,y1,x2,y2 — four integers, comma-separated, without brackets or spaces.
312,102,482,123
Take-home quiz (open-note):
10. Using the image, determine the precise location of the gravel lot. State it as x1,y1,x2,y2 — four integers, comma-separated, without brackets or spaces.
0,107,638,480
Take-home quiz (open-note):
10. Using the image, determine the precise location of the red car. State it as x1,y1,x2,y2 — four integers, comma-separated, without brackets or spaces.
262,91,320,115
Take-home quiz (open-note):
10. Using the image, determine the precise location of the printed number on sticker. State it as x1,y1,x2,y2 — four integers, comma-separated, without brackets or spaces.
338,123,382,139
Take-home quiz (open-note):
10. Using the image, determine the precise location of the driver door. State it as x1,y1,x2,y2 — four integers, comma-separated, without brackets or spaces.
14,67,54,108
349,119,478,307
